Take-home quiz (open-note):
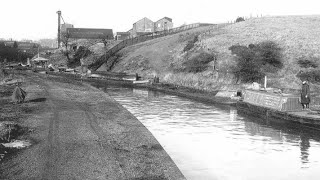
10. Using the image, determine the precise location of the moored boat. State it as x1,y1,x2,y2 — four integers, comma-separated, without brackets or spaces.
237,90,320,130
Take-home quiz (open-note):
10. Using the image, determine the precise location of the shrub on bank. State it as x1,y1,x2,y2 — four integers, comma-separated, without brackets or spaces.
67,46,92,68
257,41,283,69
297,56,319,68
229,41,283,83
183,35,199,52
297,70,320,83
236,17,245,23
182,51,216,73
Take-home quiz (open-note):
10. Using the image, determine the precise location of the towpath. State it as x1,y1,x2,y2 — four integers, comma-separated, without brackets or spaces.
0,73,185,180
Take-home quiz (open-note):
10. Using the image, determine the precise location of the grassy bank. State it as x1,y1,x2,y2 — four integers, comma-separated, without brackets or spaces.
0,72,46,162
96,15,320,93
40,15,320,94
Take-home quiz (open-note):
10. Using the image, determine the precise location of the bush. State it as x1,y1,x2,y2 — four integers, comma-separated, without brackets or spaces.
256,41,283,69
67,46,91,67
236,17,245,23
297,70,320,83
229,45,264,82
74,46,91,60
297,56,319,68
229,41,283,83
182,51,215,73
183,35,199,52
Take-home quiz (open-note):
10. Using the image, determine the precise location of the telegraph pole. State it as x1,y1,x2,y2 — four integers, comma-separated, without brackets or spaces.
57,10,61,48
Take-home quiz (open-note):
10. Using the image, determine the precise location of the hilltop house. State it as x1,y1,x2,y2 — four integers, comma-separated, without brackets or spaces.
130,17,173,37
154,17,173,32
132,17,155,37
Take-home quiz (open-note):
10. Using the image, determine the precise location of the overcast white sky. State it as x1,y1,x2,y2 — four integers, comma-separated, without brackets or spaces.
0,0,319,41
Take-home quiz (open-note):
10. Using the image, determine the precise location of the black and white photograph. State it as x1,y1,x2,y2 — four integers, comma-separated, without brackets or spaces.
1,0,320,179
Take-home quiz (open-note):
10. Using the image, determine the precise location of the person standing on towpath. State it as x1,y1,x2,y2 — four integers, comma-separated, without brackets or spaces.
301,80,310,110
11,82,27,103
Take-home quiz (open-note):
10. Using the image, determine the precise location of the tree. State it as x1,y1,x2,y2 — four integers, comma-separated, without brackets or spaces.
236,17,245,23
255,41,283,71
101,39,108,47
0,42,5,48
13,41,18,48
61,32,71,60
182,50,216,73
230,45,263,82
229,41,283,83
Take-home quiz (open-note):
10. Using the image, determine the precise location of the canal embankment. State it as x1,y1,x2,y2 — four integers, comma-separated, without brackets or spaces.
0,72,185,180
45,71,239,106
44,71,320,131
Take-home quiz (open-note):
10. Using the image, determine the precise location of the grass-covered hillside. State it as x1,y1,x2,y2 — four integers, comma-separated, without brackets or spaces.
108,15,320,92
200,15,320,90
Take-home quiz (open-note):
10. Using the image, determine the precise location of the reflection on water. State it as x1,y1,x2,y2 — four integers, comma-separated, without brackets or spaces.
96,85,320,180
300,133,311,166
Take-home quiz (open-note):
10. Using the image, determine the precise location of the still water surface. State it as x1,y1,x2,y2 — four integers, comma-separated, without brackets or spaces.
97,85,320,180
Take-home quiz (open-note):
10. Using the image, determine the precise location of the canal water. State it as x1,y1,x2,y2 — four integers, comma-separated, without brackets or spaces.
96,85,320,180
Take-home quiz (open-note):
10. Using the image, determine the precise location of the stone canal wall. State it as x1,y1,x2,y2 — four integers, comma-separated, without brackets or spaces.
28,71,320,132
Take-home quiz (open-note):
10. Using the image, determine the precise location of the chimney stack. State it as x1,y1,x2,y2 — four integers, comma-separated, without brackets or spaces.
57,10,61,48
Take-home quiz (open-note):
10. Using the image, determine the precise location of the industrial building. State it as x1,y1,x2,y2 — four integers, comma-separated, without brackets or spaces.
61,23,74,33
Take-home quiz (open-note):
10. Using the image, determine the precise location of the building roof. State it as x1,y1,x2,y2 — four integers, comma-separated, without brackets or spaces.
116,32,130,35
32,57,49,62
32,54,49,62
156,17,172,22
133,17,153,24
18,42,39,49
66,28,114,40
61,23,74,32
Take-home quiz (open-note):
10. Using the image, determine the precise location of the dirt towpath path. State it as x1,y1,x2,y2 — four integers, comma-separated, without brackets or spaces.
0,73,185,180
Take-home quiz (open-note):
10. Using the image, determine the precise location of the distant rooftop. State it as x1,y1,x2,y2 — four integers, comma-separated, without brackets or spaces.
156,17,172,22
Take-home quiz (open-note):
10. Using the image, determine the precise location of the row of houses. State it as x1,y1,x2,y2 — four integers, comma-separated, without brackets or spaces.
116,17,173,40
0,41,40,52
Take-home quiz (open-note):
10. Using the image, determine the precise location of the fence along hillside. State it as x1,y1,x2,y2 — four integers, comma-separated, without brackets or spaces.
89,23,230,71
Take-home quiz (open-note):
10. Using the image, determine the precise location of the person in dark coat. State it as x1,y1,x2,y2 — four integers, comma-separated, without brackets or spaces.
301,80,310,109
12,82,27,103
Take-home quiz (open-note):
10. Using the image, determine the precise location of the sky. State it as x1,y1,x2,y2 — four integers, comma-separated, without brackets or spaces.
0,0,319,41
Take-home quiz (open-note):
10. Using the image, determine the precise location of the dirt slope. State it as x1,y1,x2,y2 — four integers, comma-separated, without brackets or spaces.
111,26,213,77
